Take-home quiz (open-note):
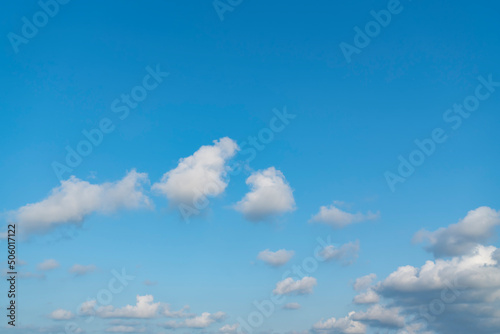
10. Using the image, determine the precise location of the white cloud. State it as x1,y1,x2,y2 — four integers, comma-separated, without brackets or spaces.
312,312,366,334
105,325,146,333
257,249,294,266
49,309,75,320
13,170,151,235
353,274,377,291
376,245,500,333
219,323,239,333
163,312,226,329
152,137,238,211
37,259,60,271
69,264,96,276
413,206,500,257
283,302,301,310
273,276,317,295
353,289,380,304
80,295,160,319
309,203,379,228
234,167,295,221
352,305,405,329
320,240,360,265
162,305,193,318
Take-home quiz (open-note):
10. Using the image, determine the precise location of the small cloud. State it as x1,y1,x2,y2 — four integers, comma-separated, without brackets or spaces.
49,309,75,320
273,277,317,295
37,259,60,271
283,302,301,310
353,273,377,291
309,203,379,228
69,264,96,276
143,280,158,286
320,240,360,265
257,249,294,267
162,312,226,329
219,323,239,333
353,289,380,304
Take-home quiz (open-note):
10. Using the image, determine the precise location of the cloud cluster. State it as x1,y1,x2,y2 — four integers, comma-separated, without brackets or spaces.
80,295,160,319
235,167,295,221
13,170,151,235
312,206,500,334
309,203,379,228
257,249,295,266
73,295,225,330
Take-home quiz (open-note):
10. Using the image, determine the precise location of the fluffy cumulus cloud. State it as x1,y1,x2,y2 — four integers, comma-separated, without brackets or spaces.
69,264,96,276
162,312,226,329
257,249,294,266
12,170,151,235
152,137,238,211
234,167,295,221
49,309,75,320
413,206,500,258
273,276,317,295
312,312,366,334
320,240,360,265
309,203,379,228
37,259,60,271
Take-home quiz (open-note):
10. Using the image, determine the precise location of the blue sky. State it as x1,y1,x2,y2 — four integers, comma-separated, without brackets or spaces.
1,1,500,334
